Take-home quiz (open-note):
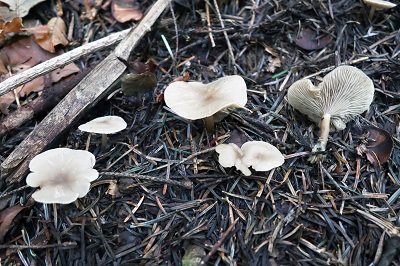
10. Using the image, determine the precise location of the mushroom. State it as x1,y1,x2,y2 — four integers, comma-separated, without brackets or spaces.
287,65,374,162
164,75,247,131
26,148,99,204
363,0,397,20
78,116,127,150
215,143,251,176
215,141,284,176
241,141,285,172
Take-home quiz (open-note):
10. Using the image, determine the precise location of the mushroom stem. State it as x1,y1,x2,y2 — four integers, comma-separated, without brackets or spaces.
368,8,376,20
85,133,92,151
318,113,331,151
101,134,109,150
203,115,215,132
311,113,331,151
309,114,331,163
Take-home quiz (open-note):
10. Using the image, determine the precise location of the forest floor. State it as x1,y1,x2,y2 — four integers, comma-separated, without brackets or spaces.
0,0,399,265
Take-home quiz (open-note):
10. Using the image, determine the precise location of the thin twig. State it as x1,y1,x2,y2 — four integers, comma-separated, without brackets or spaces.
100,172,193,189
0,242,77,250
211,0,236,71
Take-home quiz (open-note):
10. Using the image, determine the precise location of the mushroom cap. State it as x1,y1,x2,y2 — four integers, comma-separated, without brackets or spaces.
78,116,127,134
363,0,396,9
26,148,99,204
215,143,251,176
241,141,285,171
287,65,374,130
164,75,247,120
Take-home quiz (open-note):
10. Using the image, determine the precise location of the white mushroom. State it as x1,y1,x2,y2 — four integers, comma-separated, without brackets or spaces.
215,143,251,176
26,148,99,204
241,141,285,172
78,116,127,149
164,75,247,131
363,0,397,20
215,141,284,176
287,65,374,162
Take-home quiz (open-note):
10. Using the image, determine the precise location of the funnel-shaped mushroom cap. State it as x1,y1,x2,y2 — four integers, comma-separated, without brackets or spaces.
287,65,374,130
78,116,127,134
241,141,285,171
164,75,247,120
215,143,251,176
26,148,99,204
364,0,396,9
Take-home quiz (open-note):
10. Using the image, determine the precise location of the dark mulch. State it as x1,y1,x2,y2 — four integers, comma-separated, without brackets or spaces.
1,0,400,265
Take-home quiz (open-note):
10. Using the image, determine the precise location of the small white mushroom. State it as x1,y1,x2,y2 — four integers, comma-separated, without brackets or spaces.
363,0,397,20
215,143,251,176
164,75,247,131
26,148,99,204
287,65,374,162
241,141,285,172
78,116,127,149
215,141,284,176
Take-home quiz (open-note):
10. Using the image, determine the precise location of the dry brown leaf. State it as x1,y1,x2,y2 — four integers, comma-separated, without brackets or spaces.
357,126,394,167
51,63,80,83
111,0,143,23
26,17,69,53
295,28,333,51
0,204,26,243
0,17,23,46
0,0,46,17
0,36,80,113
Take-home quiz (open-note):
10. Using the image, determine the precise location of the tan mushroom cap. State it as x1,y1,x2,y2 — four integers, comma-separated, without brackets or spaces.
241,141,285,171
26,148,99,204
287,65,374,131
215,143,251,176
78,116,127,134
164,75,247,120
363,0,396,9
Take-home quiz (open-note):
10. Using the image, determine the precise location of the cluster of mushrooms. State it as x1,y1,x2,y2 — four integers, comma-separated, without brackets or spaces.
26,65,375,204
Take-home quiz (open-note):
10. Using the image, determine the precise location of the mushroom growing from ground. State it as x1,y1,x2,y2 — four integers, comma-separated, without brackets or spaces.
363,0,397,20
215,141,284,176
164,75,247,131
78,116,127,150
26,148,99,204
287,65,374,162
215,143,251,176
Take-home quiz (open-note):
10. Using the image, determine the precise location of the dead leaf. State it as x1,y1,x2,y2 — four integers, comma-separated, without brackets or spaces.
0,37,80,113
0,0,46,17
26,17,69,53
0,6,18,21
0,204,26,243
121,72,157,96
266,56,281,73
51,63,80,83
0,16,23,46
357,126,394,167
226,129,248,147
295,28,332,50
111,0,143,23
106,180,120,198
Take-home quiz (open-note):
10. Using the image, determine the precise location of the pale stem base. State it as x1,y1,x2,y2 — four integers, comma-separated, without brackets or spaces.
309,113,331,163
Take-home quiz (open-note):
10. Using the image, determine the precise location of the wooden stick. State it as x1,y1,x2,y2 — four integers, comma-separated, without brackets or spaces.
0,29,130,97
1,0,171,184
